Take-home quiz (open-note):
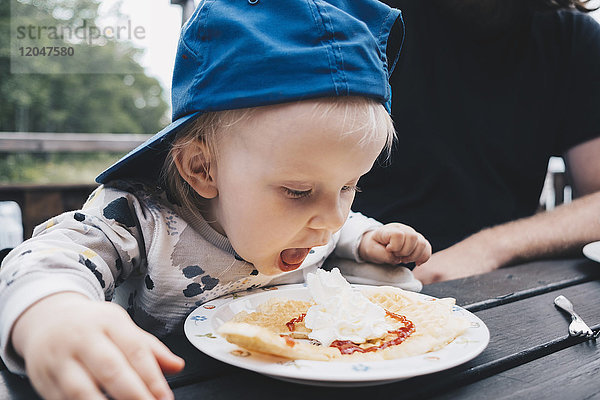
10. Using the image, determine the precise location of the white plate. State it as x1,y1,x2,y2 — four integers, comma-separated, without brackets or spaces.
583,241,600,263
184,284,490,387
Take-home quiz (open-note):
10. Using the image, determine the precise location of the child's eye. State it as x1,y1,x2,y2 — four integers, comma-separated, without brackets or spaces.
342,185,361,193
283,187,312,199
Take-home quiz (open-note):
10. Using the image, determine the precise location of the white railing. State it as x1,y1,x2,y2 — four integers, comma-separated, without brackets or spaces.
0,132,152,153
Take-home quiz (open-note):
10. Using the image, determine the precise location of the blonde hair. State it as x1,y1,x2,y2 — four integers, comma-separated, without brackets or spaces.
160,96,395,213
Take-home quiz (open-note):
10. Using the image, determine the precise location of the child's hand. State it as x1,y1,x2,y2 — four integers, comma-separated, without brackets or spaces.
358,223,432,266
11,292,185,400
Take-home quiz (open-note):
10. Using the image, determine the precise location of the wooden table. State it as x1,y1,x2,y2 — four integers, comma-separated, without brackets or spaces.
2,257,599,399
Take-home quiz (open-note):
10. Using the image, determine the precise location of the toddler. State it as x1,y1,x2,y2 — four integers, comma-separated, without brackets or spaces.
0,1,430,399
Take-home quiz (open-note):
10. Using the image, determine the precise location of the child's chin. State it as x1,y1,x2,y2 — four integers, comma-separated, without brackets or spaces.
251,256,304,276
252,262,286,276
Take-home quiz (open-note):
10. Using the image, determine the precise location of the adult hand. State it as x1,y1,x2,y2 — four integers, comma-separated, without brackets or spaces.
412,237,498,285
358,222,431,266
12,292,185,400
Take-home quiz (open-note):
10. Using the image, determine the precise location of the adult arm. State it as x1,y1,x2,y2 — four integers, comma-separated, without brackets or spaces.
413,136,600,284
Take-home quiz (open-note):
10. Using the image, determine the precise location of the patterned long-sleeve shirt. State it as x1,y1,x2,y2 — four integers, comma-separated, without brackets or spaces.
0,180,382,373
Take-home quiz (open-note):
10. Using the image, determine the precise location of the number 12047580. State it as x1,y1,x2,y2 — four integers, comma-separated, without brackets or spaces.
19,46,74,56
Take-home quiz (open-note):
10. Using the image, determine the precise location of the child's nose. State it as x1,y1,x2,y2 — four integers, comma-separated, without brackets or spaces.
306,195,347,232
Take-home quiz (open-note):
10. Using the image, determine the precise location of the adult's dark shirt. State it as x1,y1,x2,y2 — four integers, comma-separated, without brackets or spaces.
354,1,600,252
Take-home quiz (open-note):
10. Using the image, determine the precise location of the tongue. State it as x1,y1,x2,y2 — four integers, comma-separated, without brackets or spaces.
281,248,310,266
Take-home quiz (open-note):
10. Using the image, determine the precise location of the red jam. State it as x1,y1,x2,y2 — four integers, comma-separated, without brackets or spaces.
329,310,415,355
280,335,296,347
286,313,306,331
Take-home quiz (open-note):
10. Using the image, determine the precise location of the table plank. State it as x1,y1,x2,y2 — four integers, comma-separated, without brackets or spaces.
0,372,40,400
422,258,599,311
162,334,237,387
465,281,599,364
427,339,600,400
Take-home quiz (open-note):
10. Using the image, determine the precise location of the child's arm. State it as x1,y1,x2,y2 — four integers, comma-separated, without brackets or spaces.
357,223,431,266
333,212,431,266
11,292,183,400
0,183,183,399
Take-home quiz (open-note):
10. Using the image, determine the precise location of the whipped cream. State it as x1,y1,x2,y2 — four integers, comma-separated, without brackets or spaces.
304,268,393,347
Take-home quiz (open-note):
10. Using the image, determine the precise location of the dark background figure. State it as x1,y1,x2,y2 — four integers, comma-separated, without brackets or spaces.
355,0,600,283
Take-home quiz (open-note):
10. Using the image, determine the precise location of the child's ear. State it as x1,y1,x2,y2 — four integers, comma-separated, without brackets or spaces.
173,140,218,199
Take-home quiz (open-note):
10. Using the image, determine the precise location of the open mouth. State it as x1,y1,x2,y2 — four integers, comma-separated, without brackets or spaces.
278,248,311,272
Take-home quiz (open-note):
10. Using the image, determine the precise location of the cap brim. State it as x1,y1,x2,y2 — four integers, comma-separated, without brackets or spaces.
96,112,201,184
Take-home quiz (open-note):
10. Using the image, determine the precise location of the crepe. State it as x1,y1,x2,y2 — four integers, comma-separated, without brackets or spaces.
218,286,469,361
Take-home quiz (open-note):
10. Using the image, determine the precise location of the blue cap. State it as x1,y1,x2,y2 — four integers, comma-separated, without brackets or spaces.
97,0,404,184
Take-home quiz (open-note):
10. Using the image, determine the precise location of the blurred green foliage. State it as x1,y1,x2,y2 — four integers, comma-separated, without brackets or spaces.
0,152,124,184
0,0,169,184
1,0,170,183
1,0,169,134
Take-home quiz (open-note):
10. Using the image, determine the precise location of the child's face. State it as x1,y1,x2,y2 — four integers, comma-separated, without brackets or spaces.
206,101,387,275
